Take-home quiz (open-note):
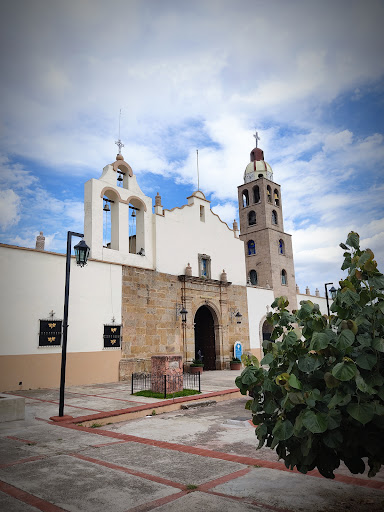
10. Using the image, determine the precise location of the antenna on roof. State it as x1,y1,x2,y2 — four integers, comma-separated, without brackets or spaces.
196,149,200,191
115,108,124,155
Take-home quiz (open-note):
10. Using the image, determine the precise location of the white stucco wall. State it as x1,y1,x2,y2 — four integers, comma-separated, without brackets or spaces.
296,293,331,315
246,286,275,350
0,246,122,356
154,194,246,285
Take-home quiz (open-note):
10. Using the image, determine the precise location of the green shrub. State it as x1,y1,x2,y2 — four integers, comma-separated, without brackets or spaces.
236,232,384,479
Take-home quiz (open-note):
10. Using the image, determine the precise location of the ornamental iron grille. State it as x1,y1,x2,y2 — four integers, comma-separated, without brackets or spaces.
39,320,62,347
103,324,121,348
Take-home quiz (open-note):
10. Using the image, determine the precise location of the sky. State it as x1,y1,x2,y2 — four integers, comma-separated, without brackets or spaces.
1,0,384,295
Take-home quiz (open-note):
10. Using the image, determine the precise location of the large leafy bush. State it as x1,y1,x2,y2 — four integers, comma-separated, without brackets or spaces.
236,232,384,478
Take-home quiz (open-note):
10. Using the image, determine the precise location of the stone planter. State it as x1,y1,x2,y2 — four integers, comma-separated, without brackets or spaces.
190,366,203,374
230,362,241,370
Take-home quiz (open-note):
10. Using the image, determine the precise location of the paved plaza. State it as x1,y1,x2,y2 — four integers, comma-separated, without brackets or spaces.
0,371,383,511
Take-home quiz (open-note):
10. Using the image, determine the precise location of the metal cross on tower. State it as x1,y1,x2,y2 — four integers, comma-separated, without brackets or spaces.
253,130,260,148
115,139,124,154
115,108,124,154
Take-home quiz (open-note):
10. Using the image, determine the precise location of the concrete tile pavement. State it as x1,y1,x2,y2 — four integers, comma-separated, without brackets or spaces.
0,370,383,511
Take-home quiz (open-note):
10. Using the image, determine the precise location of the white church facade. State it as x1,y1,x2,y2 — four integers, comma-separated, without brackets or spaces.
0,140,329,391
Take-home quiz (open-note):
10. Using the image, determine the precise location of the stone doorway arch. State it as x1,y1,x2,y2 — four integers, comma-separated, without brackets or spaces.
194,305,218,370
261,318,273,354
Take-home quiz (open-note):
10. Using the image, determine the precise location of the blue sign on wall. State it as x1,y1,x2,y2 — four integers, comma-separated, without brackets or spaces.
234,341,243,360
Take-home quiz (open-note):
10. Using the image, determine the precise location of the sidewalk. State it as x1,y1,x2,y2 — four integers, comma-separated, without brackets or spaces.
1,371,383,511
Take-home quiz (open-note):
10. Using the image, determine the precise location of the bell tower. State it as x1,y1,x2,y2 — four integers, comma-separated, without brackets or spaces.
238,135,297,309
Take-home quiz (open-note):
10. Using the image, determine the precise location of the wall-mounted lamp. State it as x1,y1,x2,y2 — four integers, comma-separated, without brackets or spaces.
176,304,188,323
230,310,242,324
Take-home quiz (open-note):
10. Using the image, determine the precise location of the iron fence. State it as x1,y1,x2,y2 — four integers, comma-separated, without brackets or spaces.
131,372,201,398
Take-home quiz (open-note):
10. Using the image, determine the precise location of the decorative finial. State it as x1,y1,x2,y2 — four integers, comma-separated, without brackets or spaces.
115,108,124,155
253,130,260,148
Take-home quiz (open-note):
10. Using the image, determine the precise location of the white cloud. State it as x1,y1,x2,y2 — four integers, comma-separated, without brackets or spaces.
0,189,20,230
211,202,238,226
0,0,383,291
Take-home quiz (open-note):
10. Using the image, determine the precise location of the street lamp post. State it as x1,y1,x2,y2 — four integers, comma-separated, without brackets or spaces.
58,231,90,417
324,282,337,317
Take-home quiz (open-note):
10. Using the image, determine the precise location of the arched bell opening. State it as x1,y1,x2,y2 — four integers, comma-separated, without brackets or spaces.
128,196,146,255
194,305,220,370
103,189,119,250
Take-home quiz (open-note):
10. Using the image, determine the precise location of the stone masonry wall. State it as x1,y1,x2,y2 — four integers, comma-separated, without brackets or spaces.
119,266,250,379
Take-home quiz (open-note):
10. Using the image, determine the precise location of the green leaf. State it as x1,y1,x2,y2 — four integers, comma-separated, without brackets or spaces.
255,423,267,448
283,330,298,346
339,288,360,306
264,397,278,414
355,375,375,395
272,419,294,441
355,352,377,370
288,392,304,405
358,249,374,268
298,356,319,373
310,332,329,351
339,243,348,250
302,411,328,434
347,402,375,425
332,361,357,381
327,409,342,430
324,372,340,389
336,329,355,350
260,353,273,366
328,392,351,409
288,374,302,390
346,231,360,250
323,429,343,449
344,457,365,475
368,274,384,289
372,338,384,352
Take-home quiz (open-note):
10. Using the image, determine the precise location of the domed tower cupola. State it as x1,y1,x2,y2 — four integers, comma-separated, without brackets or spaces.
243,132,273,183
250,147,265,162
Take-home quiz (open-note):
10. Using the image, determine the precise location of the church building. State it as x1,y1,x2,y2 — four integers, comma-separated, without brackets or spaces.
0,136,328,391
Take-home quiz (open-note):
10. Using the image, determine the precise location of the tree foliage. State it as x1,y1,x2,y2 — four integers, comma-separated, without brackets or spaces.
236,232,384,478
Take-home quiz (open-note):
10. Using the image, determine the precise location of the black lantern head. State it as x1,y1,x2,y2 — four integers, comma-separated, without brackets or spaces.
180,307,188,323
74,239,90,267
330,286,337,300
235,311,242,324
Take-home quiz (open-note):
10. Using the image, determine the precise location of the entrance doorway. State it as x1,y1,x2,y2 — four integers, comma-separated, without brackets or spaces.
194,306,216,370
262,319,273,352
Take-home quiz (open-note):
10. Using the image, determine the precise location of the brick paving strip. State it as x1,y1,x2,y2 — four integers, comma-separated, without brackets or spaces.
57,420,384,490
1,384,383,511
0,480,68,512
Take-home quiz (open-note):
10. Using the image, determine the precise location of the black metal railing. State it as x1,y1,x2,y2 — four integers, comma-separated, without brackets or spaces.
131,372,201,399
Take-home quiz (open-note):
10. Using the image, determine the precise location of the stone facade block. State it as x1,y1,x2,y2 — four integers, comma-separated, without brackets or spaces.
151,355,183,393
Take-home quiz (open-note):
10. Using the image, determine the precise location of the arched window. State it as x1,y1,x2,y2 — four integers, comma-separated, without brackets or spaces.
279,239,285,255
249,270,258,285
242,190,249,208
247,240,256,255
281,269,287,285
253,185,260,203
272,210,278,225
267,185,272,203
248,210,256,226
274,189,280,207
